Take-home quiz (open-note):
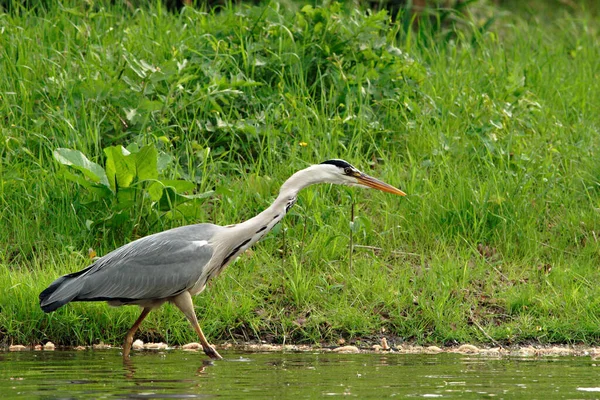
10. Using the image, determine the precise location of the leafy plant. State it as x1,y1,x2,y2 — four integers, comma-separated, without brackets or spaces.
53,144,213,233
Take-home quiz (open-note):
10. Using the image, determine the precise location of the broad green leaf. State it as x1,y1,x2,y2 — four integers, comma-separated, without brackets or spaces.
159,179,196,193
158,187,179,211
136,145,158,181
157,188,213,211
147,181,164,202
57,168,93,189
115,187,136,210
104,146,135,190
126,142,140,153
157,152,173,173
53,148,110,188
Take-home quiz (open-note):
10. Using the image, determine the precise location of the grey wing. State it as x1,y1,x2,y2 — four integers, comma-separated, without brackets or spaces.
75,224,217,302
39,224,220,312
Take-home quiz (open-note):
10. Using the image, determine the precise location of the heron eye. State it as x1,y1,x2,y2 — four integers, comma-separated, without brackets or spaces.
344,167,353,175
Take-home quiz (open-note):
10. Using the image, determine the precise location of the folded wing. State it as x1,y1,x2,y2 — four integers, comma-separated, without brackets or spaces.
39,224,217,312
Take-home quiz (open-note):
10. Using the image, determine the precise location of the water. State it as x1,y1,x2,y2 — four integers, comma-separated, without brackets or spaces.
2,350,599,398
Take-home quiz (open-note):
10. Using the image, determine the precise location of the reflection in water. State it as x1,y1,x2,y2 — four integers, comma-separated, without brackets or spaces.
1,350,599,398
122,356,213,380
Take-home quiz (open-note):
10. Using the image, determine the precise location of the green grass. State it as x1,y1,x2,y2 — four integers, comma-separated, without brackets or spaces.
1,0,599,348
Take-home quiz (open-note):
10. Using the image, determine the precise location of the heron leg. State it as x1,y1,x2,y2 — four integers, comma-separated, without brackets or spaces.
123,307,151,358
172,291,222,360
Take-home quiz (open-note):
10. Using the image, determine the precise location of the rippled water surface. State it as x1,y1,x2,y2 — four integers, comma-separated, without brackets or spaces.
2,350,600,398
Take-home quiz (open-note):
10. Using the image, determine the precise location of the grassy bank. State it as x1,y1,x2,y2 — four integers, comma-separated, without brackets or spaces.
1,0,599,348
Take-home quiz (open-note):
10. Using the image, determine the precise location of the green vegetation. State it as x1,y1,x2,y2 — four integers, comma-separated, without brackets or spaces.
1,0,599,348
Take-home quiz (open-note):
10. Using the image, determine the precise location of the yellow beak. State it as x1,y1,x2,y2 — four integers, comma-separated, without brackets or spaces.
356,173,406,196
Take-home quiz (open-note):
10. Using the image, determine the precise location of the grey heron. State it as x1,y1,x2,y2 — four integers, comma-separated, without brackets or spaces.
39,159,406,359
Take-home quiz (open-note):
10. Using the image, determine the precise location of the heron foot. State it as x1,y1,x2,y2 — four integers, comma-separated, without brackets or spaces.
203,344,222,360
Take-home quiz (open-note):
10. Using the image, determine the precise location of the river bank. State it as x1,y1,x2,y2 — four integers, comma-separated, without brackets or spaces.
6,341,600,359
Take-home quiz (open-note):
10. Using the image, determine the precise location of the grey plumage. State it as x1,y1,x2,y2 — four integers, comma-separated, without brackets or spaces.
40,224,218,312
38,160,405,359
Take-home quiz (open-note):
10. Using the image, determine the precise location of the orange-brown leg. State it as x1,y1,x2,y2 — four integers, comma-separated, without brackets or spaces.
172,292,222,360
123,307,151,358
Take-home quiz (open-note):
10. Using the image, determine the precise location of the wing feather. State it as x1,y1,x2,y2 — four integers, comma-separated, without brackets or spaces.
42,224,219,308
77,233,215,301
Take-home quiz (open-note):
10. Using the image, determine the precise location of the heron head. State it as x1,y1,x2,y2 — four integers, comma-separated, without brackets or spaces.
319,159,406,196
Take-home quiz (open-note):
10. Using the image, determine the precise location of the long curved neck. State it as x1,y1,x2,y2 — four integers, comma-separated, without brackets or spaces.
238,165,321,232
215,166,323,270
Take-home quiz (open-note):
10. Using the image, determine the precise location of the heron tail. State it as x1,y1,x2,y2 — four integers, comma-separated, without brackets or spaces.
39,267,92,312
